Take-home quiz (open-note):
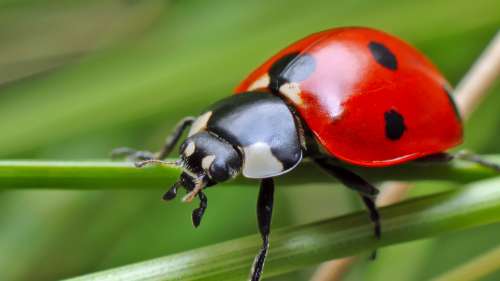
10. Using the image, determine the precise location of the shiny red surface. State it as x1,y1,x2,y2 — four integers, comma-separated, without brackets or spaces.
234,27,462,167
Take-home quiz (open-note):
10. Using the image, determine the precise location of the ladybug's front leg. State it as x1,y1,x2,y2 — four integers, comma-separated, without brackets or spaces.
110,147,155,161
111,116,195,161
250,177,275,281
313,158,381,258
156,116,196,159
161,179,209,228
191,192,208,228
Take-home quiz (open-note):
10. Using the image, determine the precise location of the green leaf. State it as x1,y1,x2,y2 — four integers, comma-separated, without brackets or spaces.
63,177,500,281
0,157,498,190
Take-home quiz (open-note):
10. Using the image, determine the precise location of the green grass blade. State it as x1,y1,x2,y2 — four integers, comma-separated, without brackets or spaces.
0,156,498,190
63,177,500,281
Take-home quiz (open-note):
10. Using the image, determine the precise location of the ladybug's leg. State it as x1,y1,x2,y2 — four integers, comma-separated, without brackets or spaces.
413,152,453,163
359,194,381,259
111,116,195,161
454,151,500,171
163,180,181,201
162,178,209,228
110,147,155,161
314,158,379,197
156,116,196,159
191,191,208,228
250,177,275,281
416,151,500,171
313,158,381,256
457,153,499,171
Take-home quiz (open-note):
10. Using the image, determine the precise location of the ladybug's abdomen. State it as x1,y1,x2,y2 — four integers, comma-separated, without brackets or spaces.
235,27,463,167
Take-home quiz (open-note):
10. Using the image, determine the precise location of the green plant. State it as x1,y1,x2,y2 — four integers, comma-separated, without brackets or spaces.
63,177,500,281
0,1,499,281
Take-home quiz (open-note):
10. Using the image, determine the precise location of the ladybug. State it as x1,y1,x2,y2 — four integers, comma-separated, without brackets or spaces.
113,27,496,281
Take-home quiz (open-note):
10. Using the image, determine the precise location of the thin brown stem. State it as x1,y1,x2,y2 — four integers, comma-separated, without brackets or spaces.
429,245,500,281
455,31,500,120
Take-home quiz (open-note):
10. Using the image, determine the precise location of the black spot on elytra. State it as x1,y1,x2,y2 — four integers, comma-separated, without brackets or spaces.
443,85,462,121
384,109,406,140
268,52,316,92
368,41,398,71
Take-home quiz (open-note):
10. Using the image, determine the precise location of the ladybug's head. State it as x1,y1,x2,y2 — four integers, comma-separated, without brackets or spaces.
175,132,242,193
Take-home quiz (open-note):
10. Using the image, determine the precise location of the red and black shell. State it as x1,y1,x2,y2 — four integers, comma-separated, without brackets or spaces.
235,27,463,167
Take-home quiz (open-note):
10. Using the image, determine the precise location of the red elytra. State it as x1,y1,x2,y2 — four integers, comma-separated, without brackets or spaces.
234,27,463,167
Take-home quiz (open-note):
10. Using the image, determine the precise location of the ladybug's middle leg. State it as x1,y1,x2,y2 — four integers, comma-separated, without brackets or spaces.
359,194,380,259
111,116,195,161
250,177,275,281
313,158,381,257
314,158,379,197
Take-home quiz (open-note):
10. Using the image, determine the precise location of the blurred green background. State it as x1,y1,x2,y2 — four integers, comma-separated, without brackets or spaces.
0,0,499,280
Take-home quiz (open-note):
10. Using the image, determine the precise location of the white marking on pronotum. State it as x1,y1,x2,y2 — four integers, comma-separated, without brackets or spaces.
188,111,213,136
279,82,303,104
242,142,284,178
248,74,271,91
184,141,195,157
201,155,216,170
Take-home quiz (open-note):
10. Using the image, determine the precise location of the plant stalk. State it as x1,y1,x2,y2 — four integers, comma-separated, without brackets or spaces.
64,177,500,281
0,158,498,190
